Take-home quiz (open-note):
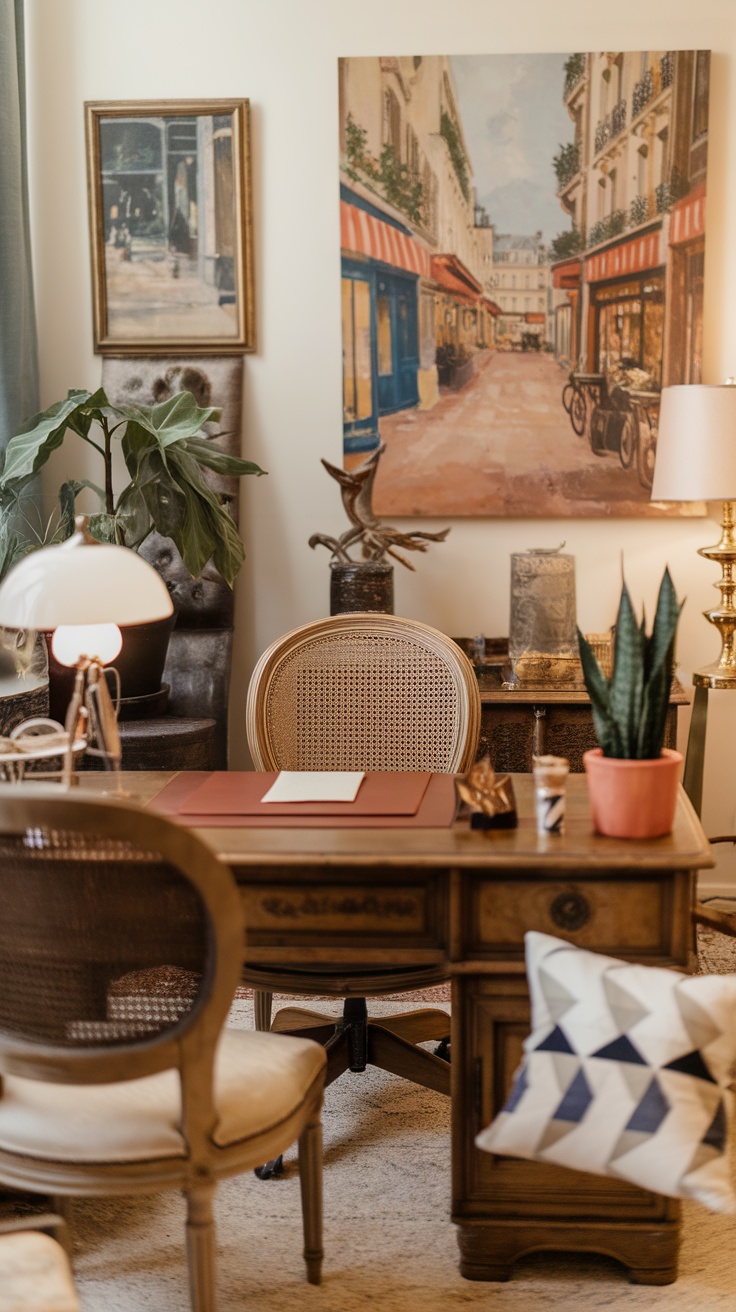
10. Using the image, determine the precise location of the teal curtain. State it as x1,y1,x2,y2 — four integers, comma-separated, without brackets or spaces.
0,0,39,444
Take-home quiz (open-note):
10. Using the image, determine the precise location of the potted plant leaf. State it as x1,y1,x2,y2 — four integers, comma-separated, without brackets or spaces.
0,387,265,705
0,387,264,580
577,567,684,838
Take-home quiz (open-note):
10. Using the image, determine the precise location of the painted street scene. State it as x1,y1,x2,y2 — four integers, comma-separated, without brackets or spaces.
338,53,710,517
98,113,239,340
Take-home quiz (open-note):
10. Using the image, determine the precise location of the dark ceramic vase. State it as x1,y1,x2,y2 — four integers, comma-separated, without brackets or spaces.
45,612,176,723
329,562,394,615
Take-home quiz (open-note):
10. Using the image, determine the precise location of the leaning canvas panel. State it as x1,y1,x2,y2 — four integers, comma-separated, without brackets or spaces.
337,52,710,518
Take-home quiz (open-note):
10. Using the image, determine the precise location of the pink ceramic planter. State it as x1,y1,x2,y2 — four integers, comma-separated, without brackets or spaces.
583,747,684,839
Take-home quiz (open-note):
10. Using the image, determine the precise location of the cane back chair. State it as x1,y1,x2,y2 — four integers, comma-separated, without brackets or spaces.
0,790,326,1310
245,612,481,1104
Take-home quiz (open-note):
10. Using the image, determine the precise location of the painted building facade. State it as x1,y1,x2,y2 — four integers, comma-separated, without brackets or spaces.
551,50,709,389
338,56,499,453
489,232,561,349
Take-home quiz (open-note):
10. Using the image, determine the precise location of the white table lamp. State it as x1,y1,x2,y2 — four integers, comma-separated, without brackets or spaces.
0,516,174,785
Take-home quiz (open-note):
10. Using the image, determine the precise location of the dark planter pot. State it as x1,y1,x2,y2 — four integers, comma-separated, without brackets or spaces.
438,358,474,390
45,612,176,723
329,562,394,616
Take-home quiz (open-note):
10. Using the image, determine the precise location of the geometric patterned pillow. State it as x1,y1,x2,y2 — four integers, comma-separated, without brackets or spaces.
475,931,736,1213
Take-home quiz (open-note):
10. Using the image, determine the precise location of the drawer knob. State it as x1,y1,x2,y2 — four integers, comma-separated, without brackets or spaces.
550,890,591,932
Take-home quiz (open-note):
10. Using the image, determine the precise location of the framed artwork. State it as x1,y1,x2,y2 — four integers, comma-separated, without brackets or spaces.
338,53,710,517
85,99,255,355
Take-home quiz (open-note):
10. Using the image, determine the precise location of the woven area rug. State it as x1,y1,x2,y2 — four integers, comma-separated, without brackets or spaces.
67,932,736,1310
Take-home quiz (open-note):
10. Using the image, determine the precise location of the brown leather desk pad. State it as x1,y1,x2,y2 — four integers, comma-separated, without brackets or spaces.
148,771,458,828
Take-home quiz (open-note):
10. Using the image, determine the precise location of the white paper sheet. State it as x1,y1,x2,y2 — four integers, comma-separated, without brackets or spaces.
260,771,366,803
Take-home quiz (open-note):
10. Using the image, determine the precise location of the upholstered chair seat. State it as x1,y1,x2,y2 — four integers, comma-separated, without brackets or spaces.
0,1232,79,1312
0,1030,325,1166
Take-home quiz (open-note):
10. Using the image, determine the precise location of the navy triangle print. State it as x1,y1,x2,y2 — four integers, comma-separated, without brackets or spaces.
592,1034,648,1065
625,1076,670,1134
703,1098,727,1152
503,1063,529,1114
664,1049,716,1084
553,1067,593,1124
534,1025,576,1055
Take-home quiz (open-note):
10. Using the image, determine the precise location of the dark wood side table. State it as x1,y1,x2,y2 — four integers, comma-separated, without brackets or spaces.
454,639,688,773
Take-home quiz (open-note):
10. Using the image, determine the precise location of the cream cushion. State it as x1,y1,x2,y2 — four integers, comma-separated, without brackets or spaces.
0,1232,79,1312
0,1029,325,1164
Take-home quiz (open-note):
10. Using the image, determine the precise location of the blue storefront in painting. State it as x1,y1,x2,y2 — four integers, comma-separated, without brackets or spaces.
340,186,429,454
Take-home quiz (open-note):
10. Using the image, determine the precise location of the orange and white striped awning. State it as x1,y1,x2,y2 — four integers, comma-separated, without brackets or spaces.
340,200,431,278
552,258,581,290
586,228,665,283
669,184,706,247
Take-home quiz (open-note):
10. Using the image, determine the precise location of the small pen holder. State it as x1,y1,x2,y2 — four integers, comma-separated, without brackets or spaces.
533,754,570,835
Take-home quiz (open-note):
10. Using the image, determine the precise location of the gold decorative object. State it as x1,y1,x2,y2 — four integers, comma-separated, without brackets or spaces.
583,631,614,679
455,755,518,829
652,383,736,690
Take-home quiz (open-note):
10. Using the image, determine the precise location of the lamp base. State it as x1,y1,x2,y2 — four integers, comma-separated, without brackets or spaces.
692,666,736,691
695,500,736,689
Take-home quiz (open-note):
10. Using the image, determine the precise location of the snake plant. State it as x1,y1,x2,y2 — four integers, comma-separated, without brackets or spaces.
577,568,683,759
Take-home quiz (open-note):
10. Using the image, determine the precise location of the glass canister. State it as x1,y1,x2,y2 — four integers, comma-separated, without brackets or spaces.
508,546,578,684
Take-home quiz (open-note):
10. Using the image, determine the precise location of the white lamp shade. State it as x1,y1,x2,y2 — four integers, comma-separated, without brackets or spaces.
651,384,736,502
0,535,174,630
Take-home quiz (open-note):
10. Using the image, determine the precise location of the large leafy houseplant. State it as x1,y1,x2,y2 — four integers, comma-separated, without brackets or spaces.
577,568,683,760
0,388,265,587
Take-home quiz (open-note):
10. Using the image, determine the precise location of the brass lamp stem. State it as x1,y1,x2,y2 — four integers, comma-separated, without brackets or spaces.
694,498,736,690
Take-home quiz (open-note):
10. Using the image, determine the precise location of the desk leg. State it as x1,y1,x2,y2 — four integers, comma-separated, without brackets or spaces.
683,685,708,818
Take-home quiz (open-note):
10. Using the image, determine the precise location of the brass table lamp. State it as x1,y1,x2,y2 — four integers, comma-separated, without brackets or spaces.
652,382,736,690
651,382,736,814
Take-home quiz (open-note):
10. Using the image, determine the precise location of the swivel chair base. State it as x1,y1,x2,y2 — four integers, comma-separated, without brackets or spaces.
270,996,451,1094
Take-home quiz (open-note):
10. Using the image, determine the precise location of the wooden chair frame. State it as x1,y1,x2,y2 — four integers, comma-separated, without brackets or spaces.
0,788,325,1308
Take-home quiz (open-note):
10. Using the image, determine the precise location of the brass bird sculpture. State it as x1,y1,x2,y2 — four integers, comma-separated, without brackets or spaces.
309,444,449,569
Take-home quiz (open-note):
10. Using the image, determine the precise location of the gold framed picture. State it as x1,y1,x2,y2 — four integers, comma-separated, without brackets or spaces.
85,99,255,355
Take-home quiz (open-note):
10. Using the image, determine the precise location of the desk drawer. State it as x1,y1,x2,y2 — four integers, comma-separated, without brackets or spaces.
461,870,692,964
239,865,448,963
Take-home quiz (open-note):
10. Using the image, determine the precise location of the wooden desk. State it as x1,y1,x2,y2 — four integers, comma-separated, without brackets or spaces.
94,772,711,1285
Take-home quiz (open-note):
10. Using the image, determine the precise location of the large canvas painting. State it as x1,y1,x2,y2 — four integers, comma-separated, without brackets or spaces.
338,53,710,516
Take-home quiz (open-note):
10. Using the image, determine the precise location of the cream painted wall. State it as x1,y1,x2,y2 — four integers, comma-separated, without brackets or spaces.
22,0,736,891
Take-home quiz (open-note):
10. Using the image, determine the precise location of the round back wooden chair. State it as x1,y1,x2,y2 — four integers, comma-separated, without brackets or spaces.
0,789,326,1309
245,612,480,1105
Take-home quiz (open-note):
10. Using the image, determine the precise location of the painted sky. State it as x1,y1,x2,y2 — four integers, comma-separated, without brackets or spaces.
450,53,574,244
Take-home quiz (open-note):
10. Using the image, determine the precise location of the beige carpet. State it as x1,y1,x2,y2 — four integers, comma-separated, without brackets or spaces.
65,933,736,1310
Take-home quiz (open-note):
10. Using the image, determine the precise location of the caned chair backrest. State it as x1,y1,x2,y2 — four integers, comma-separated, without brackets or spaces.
0,789,242,1102
246,613,480,773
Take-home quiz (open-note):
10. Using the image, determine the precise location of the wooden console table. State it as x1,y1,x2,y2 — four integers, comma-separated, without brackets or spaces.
454,639,688,772
105,771,711,1285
